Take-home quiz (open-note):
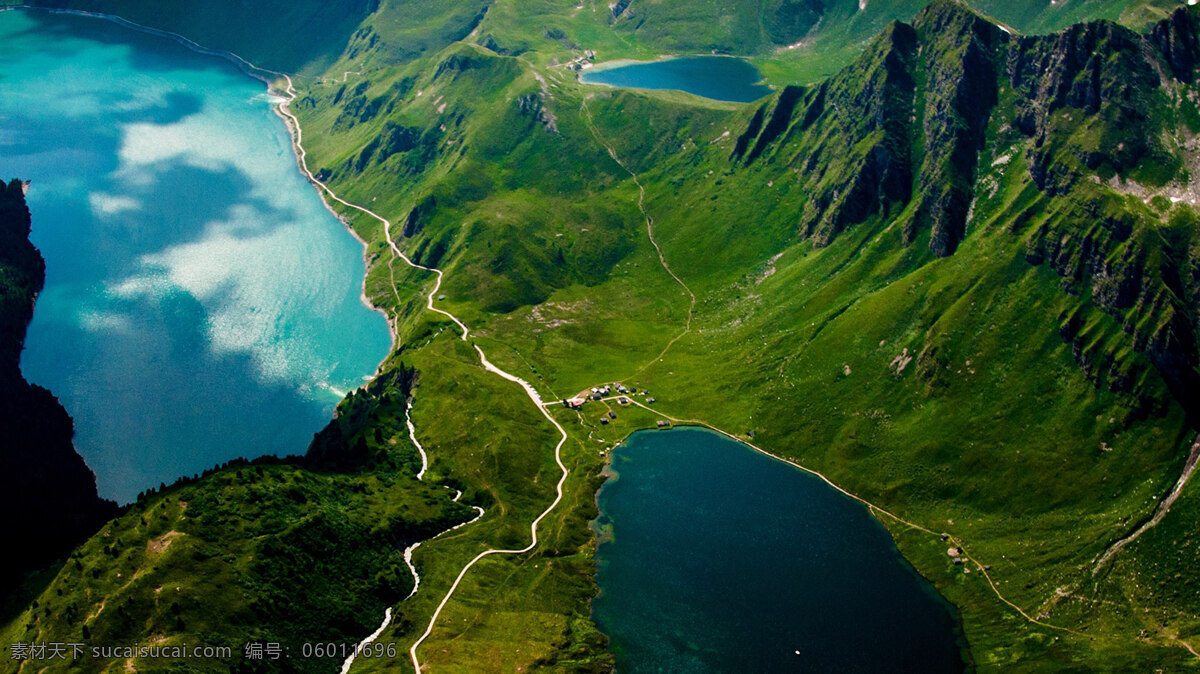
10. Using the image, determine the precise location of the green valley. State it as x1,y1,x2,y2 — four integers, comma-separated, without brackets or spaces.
3,0,1200,671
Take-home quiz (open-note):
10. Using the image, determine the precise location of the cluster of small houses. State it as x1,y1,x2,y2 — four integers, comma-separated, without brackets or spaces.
942,534,991,574
561,383,669,428
558,50,597,72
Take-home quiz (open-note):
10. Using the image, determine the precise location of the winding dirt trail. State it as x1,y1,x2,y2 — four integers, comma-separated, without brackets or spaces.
270,66,571,674
576,91,1099,639
19,7,1200,664
338,609,393,674
234,39,1200,671
339,400,485,674
580,96,695,378
15,10,573,670
405,346,569,672
1092,435,1200,577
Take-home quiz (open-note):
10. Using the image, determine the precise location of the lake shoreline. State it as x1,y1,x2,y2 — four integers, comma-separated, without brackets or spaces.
579,54,774,102
589,424,971,667
591,425,968,671
8,5,400,366
581,56,674,74
4,9,392,502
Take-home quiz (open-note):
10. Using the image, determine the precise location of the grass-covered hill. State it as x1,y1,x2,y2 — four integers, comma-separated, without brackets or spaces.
332,0,1186,84
725,2,1200,408
0,363,478,674
591,0,1180,76
6,0,1200,672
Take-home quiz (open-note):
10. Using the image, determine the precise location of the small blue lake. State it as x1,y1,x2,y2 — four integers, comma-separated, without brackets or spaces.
580,56,773,102
593,427,966,672
0,10,392,503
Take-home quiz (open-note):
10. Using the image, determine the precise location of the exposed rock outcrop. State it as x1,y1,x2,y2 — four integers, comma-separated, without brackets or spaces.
905,2,1004,257
517,92,559,133
1152,6,1200,83
734,19,917,245
1008,19,1162,195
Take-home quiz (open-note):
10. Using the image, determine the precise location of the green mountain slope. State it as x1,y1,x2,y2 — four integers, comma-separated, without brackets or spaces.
11,0,1181,79
0,365,478,674
466,0,1182,83
7,1,1200,672
296,2,1200,668
602,0,1179,51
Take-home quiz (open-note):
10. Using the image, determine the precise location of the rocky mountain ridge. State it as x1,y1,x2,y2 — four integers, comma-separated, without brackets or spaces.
732,0,1200,419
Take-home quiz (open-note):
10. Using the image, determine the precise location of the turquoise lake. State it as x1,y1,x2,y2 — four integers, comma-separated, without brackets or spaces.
580,56,773,102
0,10,392,503
593,428,966,672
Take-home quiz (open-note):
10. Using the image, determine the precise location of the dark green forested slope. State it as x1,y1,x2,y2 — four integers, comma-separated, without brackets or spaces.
7,1,1200,672
0,361,478,674
0,179,116,599
0,182,475,673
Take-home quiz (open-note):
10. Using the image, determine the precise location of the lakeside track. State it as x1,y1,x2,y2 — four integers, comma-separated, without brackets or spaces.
271,67,572,674
7,9,574,670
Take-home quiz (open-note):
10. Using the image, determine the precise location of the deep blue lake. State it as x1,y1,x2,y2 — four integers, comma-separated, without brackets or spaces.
0,10,392,503
593,427,966,672
580,56,772,102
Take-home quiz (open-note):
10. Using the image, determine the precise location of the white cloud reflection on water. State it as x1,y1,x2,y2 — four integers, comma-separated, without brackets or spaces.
3,9,389,501
104,94,360,392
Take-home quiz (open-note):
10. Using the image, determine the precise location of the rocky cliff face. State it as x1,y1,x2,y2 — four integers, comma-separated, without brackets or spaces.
734,0,1007,256
1152,7,1200,84
731,0,1200,417
0,179,116,588
1014,10,1200,418
904,3,1003,256
733,20,917,245
1008,19,1165,195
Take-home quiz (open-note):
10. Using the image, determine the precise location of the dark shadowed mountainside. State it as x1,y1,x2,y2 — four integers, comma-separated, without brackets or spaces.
0,179,116,591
